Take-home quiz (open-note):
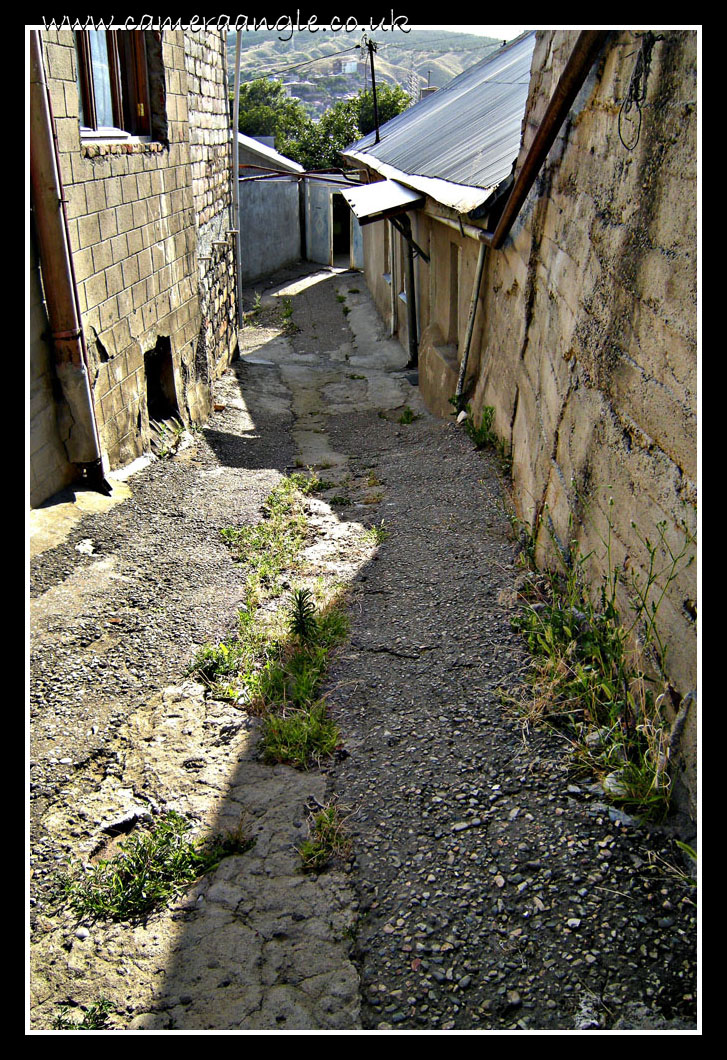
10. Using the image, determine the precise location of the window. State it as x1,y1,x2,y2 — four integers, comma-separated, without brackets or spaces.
75,30,151,140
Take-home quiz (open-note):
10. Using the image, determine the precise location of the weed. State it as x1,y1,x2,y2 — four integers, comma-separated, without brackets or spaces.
507,502,695,822
336,294,346,303
149,416,186,459
288,587,319,643
219,476,308,603
363,520,390,545
365,492,384,504
187,638,245,687
348,373,366,380
398,406,419,425
347,287,360,293
463,404,496,449
53,997,115,1030
56,811,252,922
366,470,381,487
280,297,299,334
299,803,352,872
260,701,340,769
331,494,351,506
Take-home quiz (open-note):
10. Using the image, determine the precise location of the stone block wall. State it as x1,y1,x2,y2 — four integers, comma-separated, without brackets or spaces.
184,31,238,377
467,30,698,810
32,29,237,486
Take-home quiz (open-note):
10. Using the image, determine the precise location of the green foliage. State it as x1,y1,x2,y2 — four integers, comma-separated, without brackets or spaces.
260,701,341,769
236,78,310,144
53,998,115,1030
398,406,419,424
463,404,496,448
508,503,696,822
363,520,390,545
299,803,352,872
238,81,410,170
56,812,253,922
219,476,308,605
288,587,318,642
149,416,186,459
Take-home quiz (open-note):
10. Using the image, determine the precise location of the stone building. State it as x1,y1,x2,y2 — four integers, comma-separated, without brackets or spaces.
29,28,238,506
344,30,698,815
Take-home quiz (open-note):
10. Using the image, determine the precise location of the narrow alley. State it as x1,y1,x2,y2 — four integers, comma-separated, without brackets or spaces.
29,263,697,1032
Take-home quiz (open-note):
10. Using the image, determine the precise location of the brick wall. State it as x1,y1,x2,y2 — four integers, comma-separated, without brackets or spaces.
32,29,237,486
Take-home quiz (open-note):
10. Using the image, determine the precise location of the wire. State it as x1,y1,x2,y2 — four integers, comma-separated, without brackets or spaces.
238,43,363,84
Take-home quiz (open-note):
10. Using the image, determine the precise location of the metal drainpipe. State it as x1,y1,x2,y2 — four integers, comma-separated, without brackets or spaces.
449,31,608,409
232,31,243,326
29,31,111,494
398,214,418,369
454,240,488,409
484,30,609,250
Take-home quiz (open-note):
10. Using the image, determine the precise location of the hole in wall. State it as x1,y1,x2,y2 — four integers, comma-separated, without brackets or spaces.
144,335,178,421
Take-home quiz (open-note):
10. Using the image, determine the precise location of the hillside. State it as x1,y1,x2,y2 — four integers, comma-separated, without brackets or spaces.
227,29,504,119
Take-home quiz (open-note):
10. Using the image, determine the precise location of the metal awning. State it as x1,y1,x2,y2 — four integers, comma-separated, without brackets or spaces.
341,179,425,225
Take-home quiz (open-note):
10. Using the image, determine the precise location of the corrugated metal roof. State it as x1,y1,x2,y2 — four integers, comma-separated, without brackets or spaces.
237,132,304,175
343,32,536,211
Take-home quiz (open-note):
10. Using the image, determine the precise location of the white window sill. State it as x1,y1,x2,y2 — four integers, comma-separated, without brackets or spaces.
80,127,151,146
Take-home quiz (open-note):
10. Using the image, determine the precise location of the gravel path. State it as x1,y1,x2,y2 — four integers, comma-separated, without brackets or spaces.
29,262,698,1032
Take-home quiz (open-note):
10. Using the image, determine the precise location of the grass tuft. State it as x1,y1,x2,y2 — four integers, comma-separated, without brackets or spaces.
299,803,352,872
506,503,695,822
55,811,253,922
52,997,115,1030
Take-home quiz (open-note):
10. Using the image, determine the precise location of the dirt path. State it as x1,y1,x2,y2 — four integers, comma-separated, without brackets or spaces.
29,263,697,1032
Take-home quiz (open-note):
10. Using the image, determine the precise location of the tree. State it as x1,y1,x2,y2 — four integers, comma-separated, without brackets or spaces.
235,79,310,145
356,84,411,137
234,80,411,172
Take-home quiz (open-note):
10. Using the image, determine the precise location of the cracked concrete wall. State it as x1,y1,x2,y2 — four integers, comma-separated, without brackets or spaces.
32,30,236,492
359,30,697,815
467,30,698,812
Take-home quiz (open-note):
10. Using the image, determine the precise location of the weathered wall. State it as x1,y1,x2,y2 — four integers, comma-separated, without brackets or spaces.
468,30,698,809
184,31,238,391
239,178,301,283
358,29,698,814
32,29,237,493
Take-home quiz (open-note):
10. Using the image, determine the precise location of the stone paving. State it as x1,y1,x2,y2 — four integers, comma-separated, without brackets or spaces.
28,262,698,1032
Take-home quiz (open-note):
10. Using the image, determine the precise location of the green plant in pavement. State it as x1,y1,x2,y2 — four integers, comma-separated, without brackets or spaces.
55,811,253,922
149,416,186,459
219,475,309,604
288,586,318,642
52,997,116,1030
398,406,419,424
299,803,352,872
363,520,390,545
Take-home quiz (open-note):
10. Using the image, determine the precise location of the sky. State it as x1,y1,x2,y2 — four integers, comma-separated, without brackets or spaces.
411,26,530,40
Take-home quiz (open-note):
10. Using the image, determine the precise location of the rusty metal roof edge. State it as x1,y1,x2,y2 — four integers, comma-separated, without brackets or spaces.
342,151,496,215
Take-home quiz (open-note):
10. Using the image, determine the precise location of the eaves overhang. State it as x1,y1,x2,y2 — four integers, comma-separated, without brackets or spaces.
340,178,425,225
341,150,497,217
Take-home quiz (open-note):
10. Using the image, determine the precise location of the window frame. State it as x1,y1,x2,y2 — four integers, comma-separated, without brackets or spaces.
75,30,151,142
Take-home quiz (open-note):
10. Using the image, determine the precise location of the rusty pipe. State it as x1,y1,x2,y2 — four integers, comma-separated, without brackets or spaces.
484,30,609,250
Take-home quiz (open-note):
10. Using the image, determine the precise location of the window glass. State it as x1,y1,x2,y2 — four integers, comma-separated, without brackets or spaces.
87,31,114,128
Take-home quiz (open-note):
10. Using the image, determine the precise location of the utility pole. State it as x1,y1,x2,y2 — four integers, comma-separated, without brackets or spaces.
363,34,380,143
